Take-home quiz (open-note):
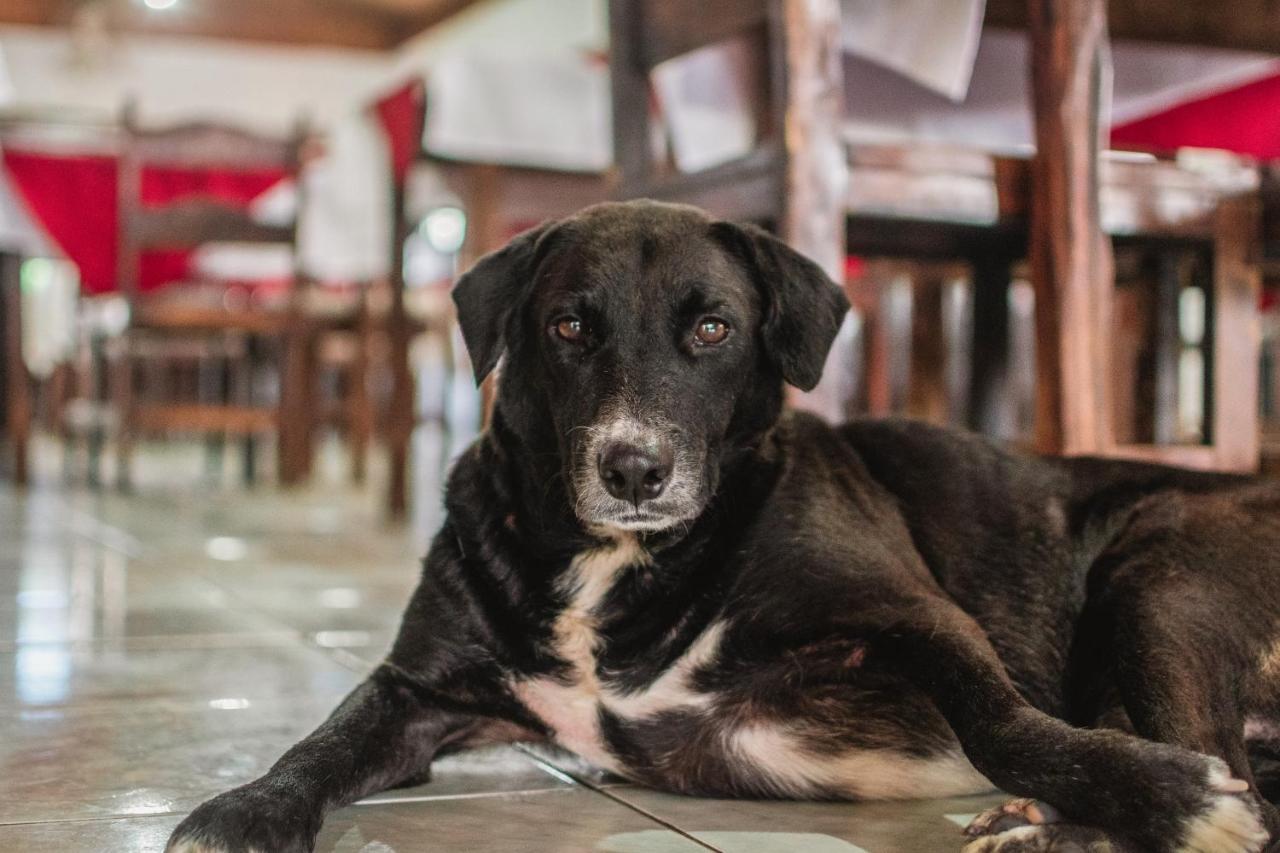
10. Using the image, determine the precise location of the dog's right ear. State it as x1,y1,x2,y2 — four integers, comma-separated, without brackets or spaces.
451,222,554,384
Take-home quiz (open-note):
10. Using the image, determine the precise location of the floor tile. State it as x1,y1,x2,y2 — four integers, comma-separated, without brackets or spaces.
0,695,566,825
0,815,180,853
317,789,711,853
0,642,359,709
600,788,1009,853
0,695,336,824
0,789,704,853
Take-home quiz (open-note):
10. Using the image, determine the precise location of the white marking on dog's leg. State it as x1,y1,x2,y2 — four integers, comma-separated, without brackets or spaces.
726,723,993,800
1175,763,1269,853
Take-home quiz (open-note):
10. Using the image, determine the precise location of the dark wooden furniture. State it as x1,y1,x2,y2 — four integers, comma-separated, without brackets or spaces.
610,0,847,420
0,251,28,485
114,106,311,488
381,154,608,519
609,0,1265,472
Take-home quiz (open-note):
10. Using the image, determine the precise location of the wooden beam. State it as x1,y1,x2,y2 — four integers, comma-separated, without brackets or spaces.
0,0,475,51
638,0,769,68
780,0,849,421
1026,0,1114,456
389,0,485,46
987,0,1280,54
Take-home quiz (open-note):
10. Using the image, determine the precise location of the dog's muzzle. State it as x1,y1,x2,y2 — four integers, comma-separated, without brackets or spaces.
572,415,702,533
597,440,674,508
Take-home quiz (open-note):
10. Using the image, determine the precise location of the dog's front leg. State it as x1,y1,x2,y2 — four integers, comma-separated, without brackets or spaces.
166,665,479,853
865,598,1270,853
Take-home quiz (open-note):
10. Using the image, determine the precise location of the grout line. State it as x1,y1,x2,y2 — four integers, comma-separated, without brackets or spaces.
514,746,722,852
0,811,182,828
356,786,572,807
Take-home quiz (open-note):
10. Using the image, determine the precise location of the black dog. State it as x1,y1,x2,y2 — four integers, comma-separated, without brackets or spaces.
169,201,1280,853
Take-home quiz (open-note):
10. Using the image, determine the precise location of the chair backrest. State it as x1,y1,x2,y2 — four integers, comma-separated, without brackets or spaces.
608,0,787,221
117,101,308,304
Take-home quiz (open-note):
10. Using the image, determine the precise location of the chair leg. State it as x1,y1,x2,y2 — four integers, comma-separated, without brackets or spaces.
278,323,314,487
200,351,227,484
242,435,257,486
349,325,372,485
386,317,413,521
109,338,132,492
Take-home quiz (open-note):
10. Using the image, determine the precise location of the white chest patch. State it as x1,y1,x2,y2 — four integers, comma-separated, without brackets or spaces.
510,535,723,772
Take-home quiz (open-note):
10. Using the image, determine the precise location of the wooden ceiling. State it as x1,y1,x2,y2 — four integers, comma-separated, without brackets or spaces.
3,1,1277,55
0,0,483,51
985,0,1280,54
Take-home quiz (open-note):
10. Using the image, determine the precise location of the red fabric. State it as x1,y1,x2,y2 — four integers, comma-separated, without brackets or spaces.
2,148,283,295
1111,72,1280,160
371,79,426,186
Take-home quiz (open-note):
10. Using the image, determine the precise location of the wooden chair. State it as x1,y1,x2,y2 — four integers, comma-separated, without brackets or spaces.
0,251,29,485
609,0,1265,472
113,105,311,489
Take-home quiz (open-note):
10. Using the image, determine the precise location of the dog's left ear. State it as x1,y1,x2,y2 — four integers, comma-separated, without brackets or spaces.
452,222,556,384
711,222,850,391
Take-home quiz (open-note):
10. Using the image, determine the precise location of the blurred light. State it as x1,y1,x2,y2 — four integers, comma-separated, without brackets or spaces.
117,794,175,815
317,587,361,609
16,589,68,609
143,0,180,9
205,536,248,562
313,630,372,648
15,646,70,705
209,697,251,710
421,206,467,255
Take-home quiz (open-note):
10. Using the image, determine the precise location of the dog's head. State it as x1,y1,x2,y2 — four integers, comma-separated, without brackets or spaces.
453,201,848,535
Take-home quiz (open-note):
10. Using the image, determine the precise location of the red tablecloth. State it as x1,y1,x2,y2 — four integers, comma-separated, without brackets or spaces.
371,79,426,187
2,149,284,295
1112,72,1280,161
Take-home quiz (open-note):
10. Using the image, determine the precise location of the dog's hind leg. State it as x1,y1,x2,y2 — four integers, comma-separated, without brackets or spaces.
1082,493,1280,842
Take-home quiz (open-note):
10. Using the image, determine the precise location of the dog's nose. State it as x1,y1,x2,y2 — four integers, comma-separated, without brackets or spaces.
598,441,673,507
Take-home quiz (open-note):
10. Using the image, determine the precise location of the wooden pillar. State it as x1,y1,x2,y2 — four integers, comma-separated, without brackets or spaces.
1026,0,1114,455
608,0,653,196
1210,197,1262,470
779,0,849,421
458,164,504,424
1,253,29,486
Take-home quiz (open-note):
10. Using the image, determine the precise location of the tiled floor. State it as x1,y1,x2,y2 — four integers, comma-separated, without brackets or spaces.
0,451,1006,852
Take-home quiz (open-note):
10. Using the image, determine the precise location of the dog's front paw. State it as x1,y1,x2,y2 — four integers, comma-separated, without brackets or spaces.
1172,761,1269,853
166,783,319,853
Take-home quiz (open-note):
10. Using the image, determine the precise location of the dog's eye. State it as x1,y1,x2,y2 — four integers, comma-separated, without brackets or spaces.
552,316,585,343
694,317,730,346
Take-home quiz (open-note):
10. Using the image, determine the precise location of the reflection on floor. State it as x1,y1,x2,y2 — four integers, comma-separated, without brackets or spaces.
0,450,1006,852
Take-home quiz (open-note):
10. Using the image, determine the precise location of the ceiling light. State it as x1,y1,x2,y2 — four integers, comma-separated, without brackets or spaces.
421,206,467,255
143,0,180,10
